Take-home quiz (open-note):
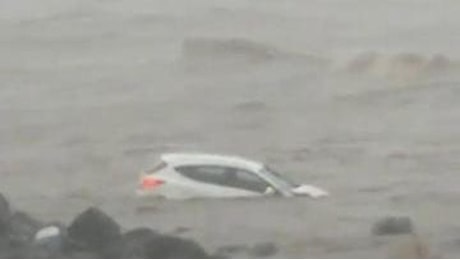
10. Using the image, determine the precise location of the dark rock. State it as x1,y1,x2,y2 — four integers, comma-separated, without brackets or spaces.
20,245,59,259
119,228,210,258
208,253,228,259
215,244,249,257
125,228,159,240
67,207,121,252
372,216,414,236
0,193,11,235
0,212,45,258
63,249,101,259
8,211,43,245
0,242,59,258
0,194,214,259
144,234,210,258
249,242,278,257
120,228,160,258
0,194,10,255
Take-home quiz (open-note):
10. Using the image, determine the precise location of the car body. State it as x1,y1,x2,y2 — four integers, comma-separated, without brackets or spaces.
136,153,329,200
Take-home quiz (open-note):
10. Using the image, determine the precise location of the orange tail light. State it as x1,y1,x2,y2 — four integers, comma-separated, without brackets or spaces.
141,177,165,190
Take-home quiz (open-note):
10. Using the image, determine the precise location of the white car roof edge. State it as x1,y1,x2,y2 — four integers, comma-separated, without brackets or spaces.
160,152,264,171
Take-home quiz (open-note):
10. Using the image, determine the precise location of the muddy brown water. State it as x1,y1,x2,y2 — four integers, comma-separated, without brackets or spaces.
1,0,460,258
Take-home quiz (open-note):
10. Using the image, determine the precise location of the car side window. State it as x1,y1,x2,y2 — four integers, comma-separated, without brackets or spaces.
175,166,226,186
176,165,271,193
231,168,270,193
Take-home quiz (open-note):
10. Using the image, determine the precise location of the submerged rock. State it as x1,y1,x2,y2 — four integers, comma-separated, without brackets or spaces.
215,242,278,258
215,244,249,257
64,249,101,259
144,234,210,258
372,216,414,236
2,244,54,258
249,242,278,257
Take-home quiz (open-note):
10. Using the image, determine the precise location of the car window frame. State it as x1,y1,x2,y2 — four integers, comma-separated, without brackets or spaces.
175,164,279,194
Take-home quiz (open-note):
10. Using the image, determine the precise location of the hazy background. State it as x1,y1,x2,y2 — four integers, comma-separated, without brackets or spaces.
1,0,460,257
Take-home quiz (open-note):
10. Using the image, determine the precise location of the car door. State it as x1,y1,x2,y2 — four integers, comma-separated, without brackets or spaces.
174,165,269,198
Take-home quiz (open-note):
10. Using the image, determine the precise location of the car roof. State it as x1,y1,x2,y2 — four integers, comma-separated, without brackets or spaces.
160,153,264,172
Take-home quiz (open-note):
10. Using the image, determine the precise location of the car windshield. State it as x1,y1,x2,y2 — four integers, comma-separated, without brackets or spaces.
259,166,298,191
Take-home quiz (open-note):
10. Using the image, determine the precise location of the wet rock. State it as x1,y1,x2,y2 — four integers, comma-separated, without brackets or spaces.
372,216,414,236
0,212,45,258
120,228,160,258
8,211,43,245
215,244,249,257
249,242,278,257
0,193,10,255
114,228,211,259
0,193,11,235
144,234,210,258
67,207,121,252
1,244,51,258
0,194,214,259
64,249,101,259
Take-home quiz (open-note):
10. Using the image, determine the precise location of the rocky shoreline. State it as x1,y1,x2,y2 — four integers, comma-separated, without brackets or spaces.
0,192,436,258
0,193,216,258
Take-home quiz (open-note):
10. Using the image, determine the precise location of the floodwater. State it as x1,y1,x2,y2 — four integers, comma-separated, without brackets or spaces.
1,0,460,258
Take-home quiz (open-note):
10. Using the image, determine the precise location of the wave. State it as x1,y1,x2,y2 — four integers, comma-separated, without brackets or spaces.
343,52,459,80
181,37,330,70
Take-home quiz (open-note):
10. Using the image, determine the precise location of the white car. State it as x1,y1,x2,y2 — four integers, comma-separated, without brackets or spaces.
136,153,329,200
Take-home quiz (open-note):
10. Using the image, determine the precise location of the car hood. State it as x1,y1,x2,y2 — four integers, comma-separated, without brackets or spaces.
291,184,329,198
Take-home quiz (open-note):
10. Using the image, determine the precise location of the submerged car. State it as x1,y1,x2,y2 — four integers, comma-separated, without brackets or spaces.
137,153,329,199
